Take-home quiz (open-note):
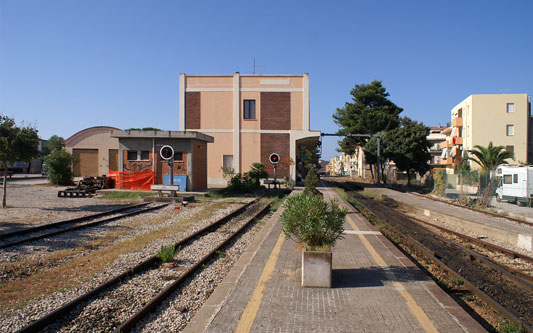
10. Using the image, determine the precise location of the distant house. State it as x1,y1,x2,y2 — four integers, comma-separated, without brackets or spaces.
64,126,120,177
427,124,447,168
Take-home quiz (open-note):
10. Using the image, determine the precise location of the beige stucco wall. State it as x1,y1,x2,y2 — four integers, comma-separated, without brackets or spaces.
65,128,119,176
200,92,233,129
291,91,304,130
204,132,234,185
471,94,528,164
186,76,233,89
240,132,261,173
240,75,304,89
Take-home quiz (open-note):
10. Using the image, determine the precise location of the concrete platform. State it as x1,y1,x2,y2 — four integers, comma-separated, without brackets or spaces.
184,185,486,332
368,187,533,252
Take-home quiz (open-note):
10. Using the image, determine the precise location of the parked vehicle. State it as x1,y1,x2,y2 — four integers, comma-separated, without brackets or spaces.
495,165,533,205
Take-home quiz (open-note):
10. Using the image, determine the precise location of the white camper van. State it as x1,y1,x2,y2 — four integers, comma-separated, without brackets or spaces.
495,165,533,205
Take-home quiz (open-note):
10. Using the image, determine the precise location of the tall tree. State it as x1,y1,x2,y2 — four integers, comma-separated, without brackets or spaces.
384,117,431,186
0,115,40,208
333,81,402,181
44,135,65,154
333,80,402,150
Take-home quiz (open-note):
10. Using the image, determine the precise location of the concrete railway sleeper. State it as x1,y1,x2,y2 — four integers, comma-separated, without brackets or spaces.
0,203,166,250
17,199,267,333
336,182,533,332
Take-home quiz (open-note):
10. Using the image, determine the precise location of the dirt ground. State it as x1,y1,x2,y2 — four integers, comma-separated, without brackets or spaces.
0,180,141,233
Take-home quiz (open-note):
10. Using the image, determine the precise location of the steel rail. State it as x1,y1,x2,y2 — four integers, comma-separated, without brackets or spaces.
0,204,167,250
0,203,149,240
116,202,270,332
337,182,533,332
403,232,533,333
17,199,258,333
409,215,533,283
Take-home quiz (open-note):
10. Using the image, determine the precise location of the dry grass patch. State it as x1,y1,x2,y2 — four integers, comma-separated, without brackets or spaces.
0,199,237,314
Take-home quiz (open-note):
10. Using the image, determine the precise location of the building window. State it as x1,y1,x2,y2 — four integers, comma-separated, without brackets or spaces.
506,145,514,153
507,103,514,113
503,175,512,184
506,125,514,136
174,152,183,161
127,151,138,161
223,155,233,169
244,100,255,120
513,174,518,183
128,150,150,161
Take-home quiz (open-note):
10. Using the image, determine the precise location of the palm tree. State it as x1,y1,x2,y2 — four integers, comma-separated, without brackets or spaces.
466,141,515,172
465,142,515,207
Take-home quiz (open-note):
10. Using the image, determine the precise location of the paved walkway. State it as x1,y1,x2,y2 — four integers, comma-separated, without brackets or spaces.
184,185,486,332
369,187,533,242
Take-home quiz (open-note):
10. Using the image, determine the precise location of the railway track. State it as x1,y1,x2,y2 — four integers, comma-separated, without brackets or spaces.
0,203,167,249
334,181,533,332
17,199,269,332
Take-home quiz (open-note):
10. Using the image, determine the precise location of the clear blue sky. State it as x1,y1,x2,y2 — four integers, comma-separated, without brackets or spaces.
1,0,532,160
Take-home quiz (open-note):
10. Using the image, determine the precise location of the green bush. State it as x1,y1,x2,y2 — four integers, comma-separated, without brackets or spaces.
44,149,74,185
248,163,268,186
156,244,176,262
227,173,256,193
281,193,347,251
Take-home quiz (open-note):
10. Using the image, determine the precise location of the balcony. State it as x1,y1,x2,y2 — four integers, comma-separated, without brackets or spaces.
452,117,463,127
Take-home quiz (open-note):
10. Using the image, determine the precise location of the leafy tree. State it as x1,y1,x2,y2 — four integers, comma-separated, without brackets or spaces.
333,81,402,182
384,117,431,186
44,149,74,185
466,141,514,172
42,135,65,155
0,115,40,208
247,162,268,186
333,80,402,153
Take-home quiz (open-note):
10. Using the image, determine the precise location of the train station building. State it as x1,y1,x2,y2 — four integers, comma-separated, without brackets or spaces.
179,73,321,186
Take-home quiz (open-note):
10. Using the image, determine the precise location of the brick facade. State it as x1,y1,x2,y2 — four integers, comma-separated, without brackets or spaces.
185,92,201,129
260,92,291,130
261,133,290,177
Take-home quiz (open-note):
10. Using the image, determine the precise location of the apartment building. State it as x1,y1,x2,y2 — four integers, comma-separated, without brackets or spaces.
427,124,447,167
179,73,321,185
442,94,532,171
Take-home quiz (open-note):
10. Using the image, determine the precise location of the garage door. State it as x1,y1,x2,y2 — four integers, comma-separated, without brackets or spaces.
73,149,98,177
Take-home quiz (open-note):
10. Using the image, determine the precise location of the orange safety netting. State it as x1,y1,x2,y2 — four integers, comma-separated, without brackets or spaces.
108,170,154,191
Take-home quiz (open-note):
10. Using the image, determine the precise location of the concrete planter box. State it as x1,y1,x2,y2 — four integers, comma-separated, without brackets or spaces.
301,250,332,288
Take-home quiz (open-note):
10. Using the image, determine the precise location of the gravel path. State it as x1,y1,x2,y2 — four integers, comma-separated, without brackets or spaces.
0,182,140,230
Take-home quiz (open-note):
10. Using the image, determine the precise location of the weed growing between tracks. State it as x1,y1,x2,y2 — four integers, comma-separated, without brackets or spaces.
334,187,508,332
0,200,237,315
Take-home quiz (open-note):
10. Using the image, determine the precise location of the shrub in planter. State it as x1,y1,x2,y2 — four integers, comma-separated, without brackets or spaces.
281,193,347,251
281,193,347,287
